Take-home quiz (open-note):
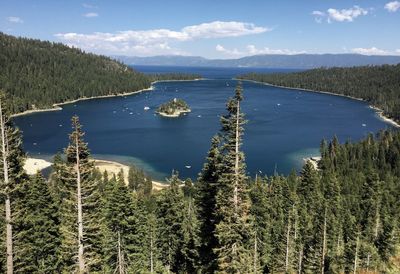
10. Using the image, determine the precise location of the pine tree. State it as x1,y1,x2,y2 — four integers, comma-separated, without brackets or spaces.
155,172,186,273
102,176,136,273
195,135,221,272
55,116,102,273
14,173,60,273
0,92,27,274
249,176,271,273
181,178,201,273
297,161,324,273
214,82,253,273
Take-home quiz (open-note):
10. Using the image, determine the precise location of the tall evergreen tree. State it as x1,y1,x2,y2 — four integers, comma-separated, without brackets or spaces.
101,176,136,273
14,172,60,273
55,116,102,273
155,172,186,273
195,135,222,272
0,92,26,274
214,82,253,273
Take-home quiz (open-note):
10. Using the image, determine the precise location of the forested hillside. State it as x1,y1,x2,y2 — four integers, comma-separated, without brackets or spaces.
1,84,399,273
0,33,199,115
239,65,400,123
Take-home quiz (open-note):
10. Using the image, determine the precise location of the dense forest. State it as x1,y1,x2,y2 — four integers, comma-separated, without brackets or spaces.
1,83,399,273
0,32,199,114
238,64,400,123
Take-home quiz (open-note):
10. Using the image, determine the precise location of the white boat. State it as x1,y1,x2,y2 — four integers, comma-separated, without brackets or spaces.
144,106,150,110
185,165,191,169
362,123,366,127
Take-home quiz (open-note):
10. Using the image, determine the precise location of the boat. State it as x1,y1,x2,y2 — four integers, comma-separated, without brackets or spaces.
144,106,150,110
185,165,191,169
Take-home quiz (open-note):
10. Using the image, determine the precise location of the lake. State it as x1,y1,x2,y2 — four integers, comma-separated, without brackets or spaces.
13,66,394,181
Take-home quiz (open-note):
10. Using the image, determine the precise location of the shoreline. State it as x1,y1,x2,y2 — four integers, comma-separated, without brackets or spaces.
240,79,400,128
11,78,202,118
11,86,154,118
24,157,169,190
157,109,191,117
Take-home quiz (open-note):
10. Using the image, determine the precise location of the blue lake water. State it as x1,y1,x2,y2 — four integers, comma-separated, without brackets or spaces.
13,66,394,181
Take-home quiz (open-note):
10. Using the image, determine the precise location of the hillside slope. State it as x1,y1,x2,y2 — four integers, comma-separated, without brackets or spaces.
239,65,400,123
0,32,151,114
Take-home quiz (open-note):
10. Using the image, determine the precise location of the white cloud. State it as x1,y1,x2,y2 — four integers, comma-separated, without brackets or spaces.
216,44,306,57
384,1,400,12
82,3,98,9
311,11,325,23
312,6,368,23
183,21,268,39
7,16,23,24
83,12,98,18
216,44,244,56
351,47,400,55
327,6,368,22
55,21,269,56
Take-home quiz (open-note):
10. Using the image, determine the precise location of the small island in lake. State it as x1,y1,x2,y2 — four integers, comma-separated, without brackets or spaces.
156,98,191,117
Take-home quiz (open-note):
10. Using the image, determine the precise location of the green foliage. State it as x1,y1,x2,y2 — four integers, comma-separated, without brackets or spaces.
54,116,103,272
14,173,61,273
148,73,201,82
156,98,190,115
195,135,221,272
239,64,400,123
213,83,254,273
0,32,200,115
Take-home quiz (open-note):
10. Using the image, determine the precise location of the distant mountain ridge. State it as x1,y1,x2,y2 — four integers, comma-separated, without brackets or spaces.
115,54,400,69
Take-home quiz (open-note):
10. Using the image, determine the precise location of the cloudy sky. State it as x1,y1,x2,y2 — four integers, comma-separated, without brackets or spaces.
1,0,399,58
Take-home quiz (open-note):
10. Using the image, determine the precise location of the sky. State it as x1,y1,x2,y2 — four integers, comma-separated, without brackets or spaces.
1,0,399,59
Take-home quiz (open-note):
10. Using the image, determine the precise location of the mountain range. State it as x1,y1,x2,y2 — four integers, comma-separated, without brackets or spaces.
115,54,400,69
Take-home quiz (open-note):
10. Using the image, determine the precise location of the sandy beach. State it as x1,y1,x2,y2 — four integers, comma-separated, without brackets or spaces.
241,79,400,128
24,158,53,175
303,156,321,170
23,157,169,190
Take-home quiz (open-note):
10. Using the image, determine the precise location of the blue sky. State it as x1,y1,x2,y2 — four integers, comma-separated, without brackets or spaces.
1,0,399,58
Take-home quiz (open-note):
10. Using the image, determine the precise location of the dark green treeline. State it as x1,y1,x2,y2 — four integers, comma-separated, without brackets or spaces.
1,85,400,273
239,64,400,124
0,32,199,114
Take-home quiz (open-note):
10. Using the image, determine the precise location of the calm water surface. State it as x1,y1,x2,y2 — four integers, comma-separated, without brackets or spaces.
13,66,393,180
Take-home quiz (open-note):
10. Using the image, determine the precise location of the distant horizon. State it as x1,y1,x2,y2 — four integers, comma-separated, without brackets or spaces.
112,52,400,59
1,0,399,58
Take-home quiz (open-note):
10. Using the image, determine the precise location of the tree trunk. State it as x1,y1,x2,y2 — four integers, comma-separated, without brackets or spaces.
298,247,303,274
374,203,380,239
353,233,359,274
1,100,13,274
285,211,291,272
150,226,154,274
321,208,327,274
117,231,124,274
253,231,258,274
75,133,85,273
233,100,240,213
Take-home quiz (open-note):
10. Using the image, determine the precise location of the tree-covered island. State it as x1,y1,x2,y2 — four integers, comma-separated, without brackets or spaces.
156,98,191,117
